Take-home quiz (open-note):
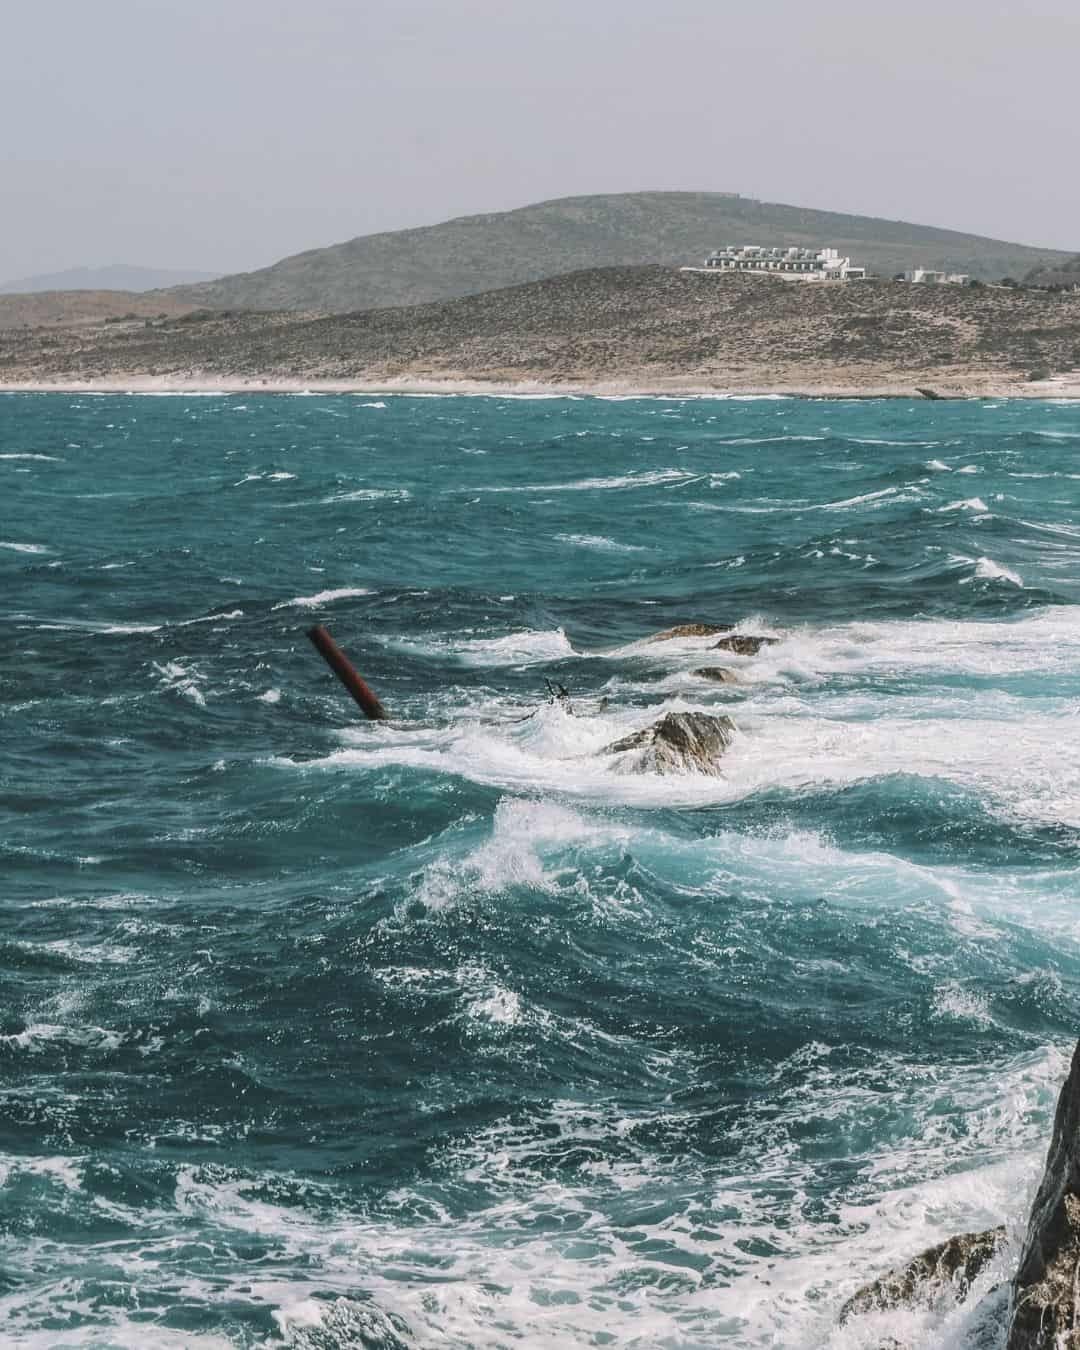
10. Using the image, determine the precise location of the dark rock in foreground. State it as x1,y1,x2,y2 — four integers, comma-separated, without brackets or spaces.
834,1037,1080,1347
645,623,733,643
602,711,735,775
712,634,779,656
1007,1041,1080,1347
840,1227,1006,1326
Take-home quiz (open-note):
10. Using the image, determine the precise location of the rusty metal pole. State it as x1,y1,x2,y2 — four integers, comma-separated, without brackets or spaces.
307,624,388,721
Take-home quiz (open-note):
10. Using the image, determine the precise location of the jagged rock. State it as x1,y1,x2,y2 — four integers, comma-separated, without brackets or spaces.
840,1227,1006,1326
602,711,735,775
691,666,741,684
645,622,733,643
1007,1040,1080,1348
712,634,779,656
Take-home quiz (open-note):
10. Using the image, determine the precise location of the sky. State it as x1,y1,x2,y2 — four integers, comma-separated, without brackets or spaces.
3,0,1077,281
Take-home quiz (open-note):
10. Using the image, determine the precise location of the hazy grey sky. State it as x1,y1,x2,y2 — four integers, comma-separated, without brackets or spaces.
3,0,1077,280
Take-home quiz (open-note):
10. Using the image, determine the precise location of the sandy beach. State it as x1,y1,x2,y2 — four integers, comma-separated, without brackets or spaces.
2,370,1079,399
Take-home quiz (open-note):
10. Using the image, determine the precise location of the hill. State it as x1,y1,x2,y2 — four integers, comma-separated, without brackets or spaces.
0,291,200,331
0,265,220,295
1024,254,1080,289
165,192,1072,313
6,266,1080,395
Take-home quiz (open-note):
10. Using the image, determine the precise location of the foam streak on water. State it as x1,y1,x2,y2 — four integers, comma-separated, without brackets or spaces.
2,392,1080,1348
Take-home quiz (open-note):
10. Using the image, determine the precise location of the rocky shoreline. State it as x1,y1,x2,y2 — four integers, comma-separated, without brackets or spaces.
836,1040,1080,1347
1,267,1078,398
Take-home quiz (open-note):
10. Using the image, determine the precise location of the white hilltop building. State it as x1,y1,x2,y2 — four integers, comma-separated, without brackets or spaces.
904,267,971,285
686,245,868,281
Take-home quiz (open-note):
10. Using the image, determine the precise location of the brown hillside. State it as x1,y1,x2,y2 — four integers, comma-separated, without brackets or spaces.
0,290,199,331
3,268,1080,394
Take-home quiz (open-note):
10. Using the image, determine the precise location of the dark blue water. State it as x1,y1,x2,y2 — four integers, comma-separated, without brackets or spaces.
3,392,1080,1349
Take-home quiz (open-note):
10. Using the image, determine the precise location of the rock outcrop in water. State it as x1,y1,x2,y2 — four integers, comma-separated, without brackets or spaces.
839,1227,1007,1325
602,711,735,775
645,623,733,642
1007,1040,1080,1348
692,666,741,684
712,634,779,656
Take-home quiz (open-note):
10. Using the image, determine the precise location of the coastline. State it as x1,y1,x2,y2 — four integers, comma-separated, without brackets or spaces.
2,371,1080,399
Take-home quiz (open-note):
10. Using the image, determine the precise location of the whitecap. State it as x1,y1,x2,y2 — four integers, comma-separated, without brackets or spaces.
972,557,1023,586
153,660,208,706
401,627,576,667
554,533,647,553
176,609,244,626
321,487,411,503
271,586,373,609
476,468,697,494
0,1023,123,1053
938,497,988,513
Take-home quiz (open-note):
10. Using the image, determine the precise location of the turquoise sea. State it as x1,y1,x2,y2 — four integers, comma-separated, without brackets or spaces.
3,391,1080,1349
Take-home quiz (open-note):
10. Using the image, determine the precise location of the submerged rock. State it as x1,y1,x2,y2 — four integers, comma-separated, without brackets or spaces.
840,1227,1006,1325
712,634,779,656
691,666,741,684
645,622,733,643
602,711,735,775
1007,1040,1080,1347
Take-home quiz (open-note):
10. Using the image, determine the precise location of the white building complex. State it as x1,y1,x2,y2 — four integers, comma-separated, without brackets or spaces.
694,245,868,281
905,268,971,285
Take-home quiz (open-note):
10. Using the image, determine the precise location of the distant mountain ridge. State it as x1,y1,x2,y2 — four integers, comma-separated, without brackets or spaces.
0,264,221,295
165,191,1072,313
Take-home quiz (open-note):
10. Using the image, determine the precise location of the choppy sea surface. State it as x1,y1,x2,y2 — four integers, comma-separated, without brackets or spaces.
3,391,1080,1349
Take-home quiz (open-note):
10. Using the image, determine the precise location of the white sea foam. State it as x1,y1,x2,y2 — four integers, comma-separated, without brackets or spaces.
234,470,296,485
716,434,827,445
938,497,988,513
0,1023,123,1053
57,1034,1054,1350
153,660,208,706
0,541,50,554
176,609,244,626
554,533,647,553
320,487,411,502
385,627,576,667
283,605,1080,824
475,467,697,494
971,557,1023,586
271,586,372,609
0,453,61,461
